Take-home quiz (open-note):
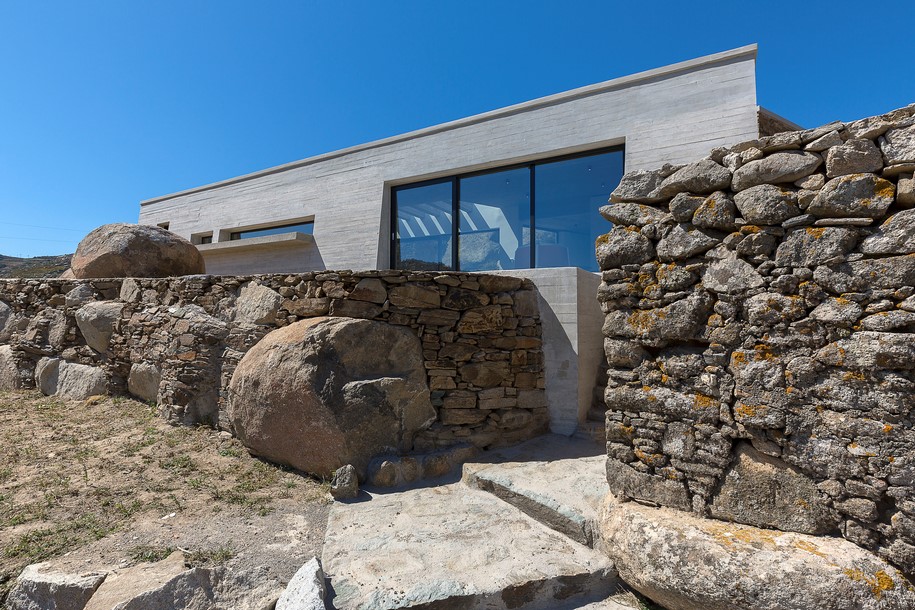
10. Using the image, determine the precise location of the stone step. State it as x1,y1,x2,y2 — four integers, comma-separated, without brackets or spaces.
462,435,609,548
321,480,620,609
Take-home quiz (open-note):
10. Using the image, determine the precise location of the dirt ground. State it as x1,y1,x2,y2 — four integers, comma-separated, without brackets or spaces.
0,390,331,605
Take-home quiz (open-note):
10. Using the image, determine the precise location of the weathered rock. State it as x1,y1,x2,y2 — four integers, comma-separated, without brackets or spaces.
71,223,205,279
859,311,915,331
657,159,732,197
55,362,108,400
826,139,884,177
128,362,161,403
808,174,895,218
65,284,96,308
456,306,504,334
879,123,915,165
816,332,915,370
460,361,511,388
702,254,764,294
848,254,915,289
440,288,489,311
668,192,706,222
603,338,650,368
692,191,736,230
388,284,441,308
600,499,915,610
595,228,656,269
774,227,858,267
898,174,915,207
744,292,807,326
733,184,801,224
602,292,712,345
227,316,435,478
605,460,690,512
609,168,669,203
330,465,359,500
805,130,844,152
860,209,915,255
347,278,387,303
0,344,22,390
83,551,214,610
275,557,325,610
35,357,61,396
655,225,720,261
75,301,124,353
709,443,839,535
0,299,10,334
809,298,864,326
598,203,670,227
732,151,822,191
282,297,330,317
234,282,283,325
6,563,105,610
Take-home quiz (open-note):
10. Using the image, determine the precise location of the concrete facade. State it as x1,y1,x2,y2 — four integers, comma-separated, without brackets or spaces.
137,45,787,436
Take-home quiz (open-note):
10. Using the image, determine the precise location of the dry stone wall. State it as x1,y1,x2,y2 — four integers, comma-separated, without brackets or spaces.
0,270,547,453
597,103,915,574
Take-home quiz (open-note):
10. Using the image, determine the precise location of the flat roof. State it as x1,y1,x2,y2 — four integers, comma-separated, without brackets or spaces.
142,44,758,206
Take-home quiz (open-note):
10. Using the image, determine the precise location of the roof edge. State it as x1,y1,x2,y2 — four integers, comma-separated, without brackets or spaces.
141,44,759,206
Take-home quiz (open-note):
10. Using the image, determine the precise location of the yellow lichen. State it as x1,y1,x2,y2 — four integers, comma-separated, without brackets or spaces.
844,568,896,600
805,227,827,238
735,403,758,418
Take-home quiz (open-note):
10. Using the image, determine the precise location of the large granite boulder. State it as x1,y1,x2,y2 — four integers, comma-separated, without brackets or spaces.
600,498,915,610
227,316,435,478
71,223,205,279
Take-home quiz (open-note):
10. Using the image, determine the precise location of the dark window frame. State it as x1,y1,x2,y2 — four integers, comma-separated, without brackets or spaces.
391,144,624,271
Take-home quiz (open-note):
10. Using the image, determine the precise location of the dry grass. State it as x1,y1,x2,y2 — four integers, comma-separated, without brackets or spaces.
0,390,329,599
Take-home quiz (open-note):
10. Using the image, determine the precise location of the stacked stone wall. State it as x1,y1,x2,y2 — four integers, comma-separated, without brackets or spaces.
0,270,547,452
597,103,915,574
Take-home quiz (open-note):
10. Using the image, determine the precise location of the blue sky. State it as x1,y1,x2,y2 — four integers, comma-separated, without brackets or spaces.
1,1,913,257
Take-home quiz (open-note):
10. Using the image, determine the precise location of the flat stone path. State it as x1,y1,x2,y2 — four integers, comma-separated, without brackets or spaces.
321,435,628,610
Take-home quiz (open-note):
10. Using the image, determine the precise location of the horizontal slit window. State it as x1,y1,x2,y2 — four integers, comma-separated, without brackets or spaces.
230,221,314,241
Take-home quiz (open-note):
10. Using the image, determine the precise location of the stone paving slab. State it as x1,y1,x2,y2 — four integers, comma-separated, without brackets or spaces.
462,435,609,547
321,482,619,610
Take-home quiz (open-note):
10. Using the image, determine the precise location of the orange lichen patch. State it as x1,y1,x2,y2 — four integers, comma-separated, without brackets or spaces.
888,456,896,463
753,343,777,361
844,568,896,600
735,403,758,418
595,233,611,247
641,386,658,402
793,539,827,558
693,393,718,411
627,309,666,332
740,225,761,234
875,180,897,200
613,424,635,438
707,313,723,327
794,498,810,509
706,522,779,549
660,374,670,384
786,386,796,394
731,351,747,367
805,227,827,239
884,424,894,434
634,448,665,466
843,371,867,382
624,225,642,233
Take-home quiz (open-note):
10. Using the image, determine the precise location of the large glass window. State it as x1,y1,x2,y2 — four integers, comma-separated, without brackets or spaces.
535,151,624,270
392,147,623,272
230,221,313,241
459,167,531,272
394,180,454,271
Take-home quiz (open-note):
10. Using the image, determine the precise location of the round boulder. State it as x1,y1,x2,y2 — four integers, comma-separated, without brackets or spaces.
71,223,205,279
227,316,436,478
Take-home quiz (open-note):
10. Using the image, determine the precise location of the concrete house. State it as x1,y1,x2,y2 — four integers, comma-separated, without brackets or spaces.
138,44,794,436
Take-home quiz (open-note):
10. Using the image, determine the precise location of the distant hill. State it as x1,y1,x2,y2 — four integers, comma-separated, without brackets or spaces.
0,254,72,278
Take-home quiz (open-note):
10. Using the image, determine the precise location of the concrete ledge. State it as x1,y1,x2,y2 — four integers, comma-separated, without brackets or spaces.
196,232,315,254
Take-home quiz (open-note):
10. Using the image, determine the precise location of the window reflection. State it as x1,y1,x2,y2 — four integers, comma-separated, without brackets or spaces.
394,180,454,271
535,151,624,271
459,168,531,272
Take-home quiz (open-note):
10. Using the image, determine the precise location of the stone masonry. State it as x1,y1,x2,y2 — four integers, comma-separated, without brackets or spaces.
0,271,547,453
597,103,915,575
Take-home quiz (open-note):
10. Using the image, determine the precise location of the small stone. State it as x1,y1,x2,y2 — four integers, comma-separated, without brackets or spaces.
598,203,670,226
276,557,325,610
668,192,705,222
897,174,915,207
330,465,359,500
692,191,736,230
809,298,864,326
774,227,858,267
879,123,915,165
6,564,106,610
808,173,895,218
702,254,764,294
804,130,843,152
825,139,884,177
782,214,815,229
794,173,826,190
732,151,822,191
595,228,656,270
128,362,161,403
75,301,124,353
609,168,668,203
234,282,283,325
733,184,801,225
655,225,720,261
812,218,873,227
348,278,387,304
56,362,108,400
860,209,915,254
656,159,732,197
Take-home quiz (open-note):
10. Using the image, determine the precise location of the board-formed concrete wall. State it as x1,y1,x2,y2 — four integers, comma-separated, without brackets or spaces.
596,103,915,574
0,271,547,455
138,46,763,274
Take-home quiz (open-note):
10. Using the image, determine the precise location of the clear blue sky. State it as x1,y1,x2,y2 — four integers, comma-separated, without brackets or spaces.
1,1,913,257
